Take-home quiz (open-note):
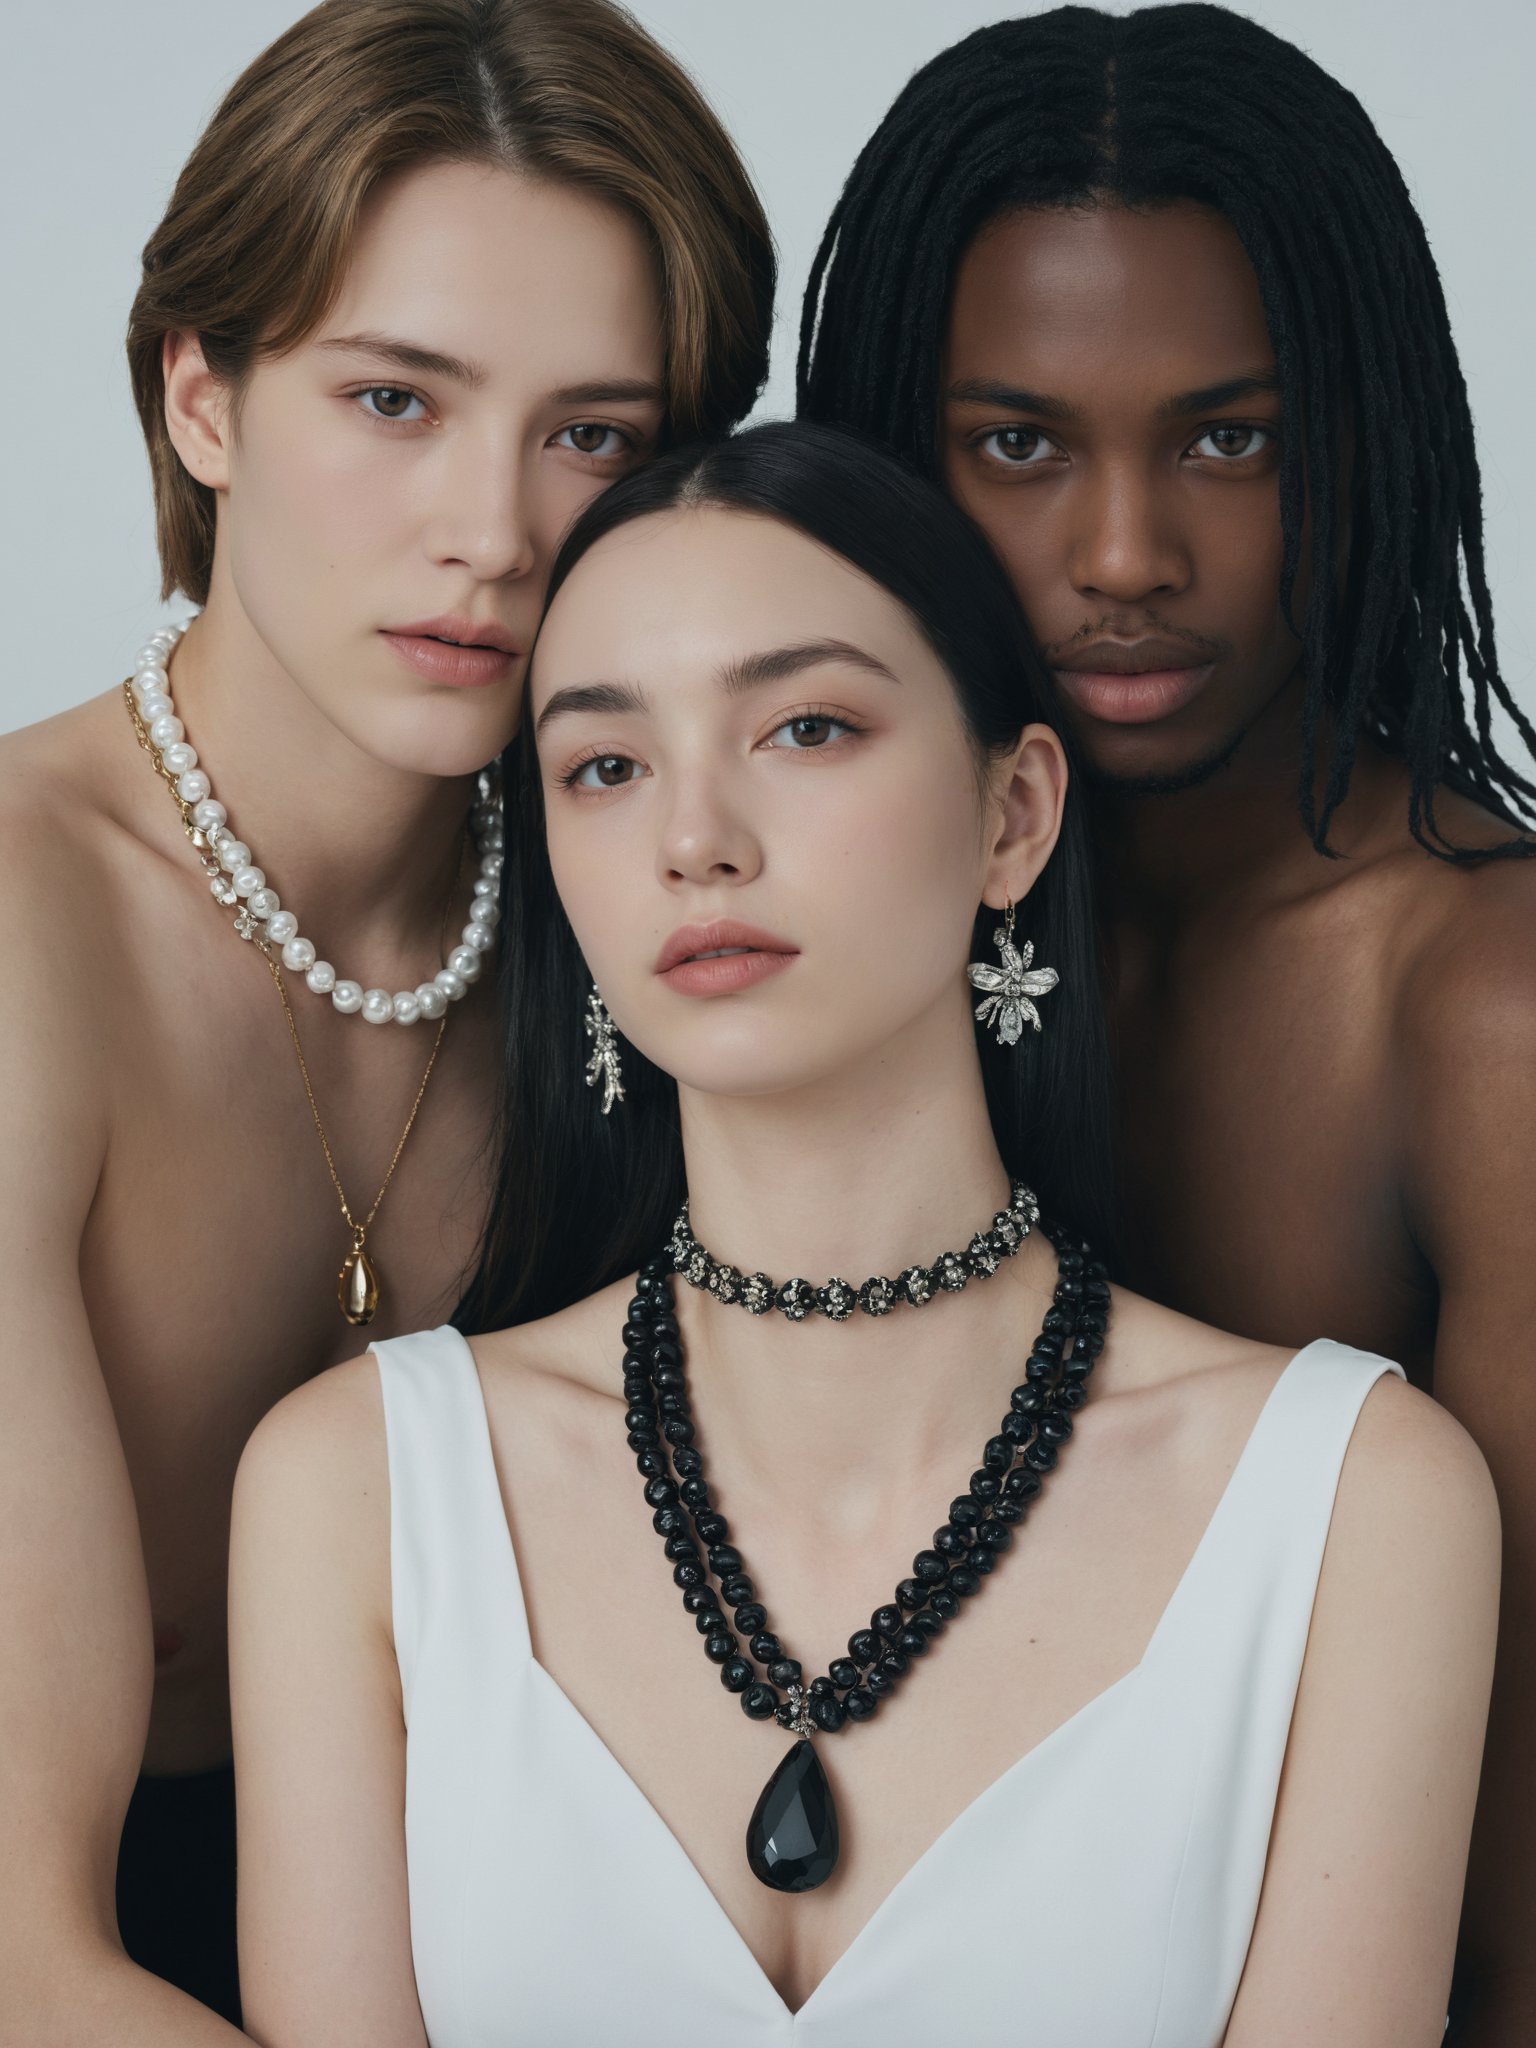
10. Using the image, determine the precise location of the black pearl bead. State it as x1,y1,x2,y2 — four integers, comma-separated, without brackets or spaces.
672,1560,705,1590
734,1602,767,1635
720,1573,754,1606
912,1550,948,1583
872,1604,903,1640
679,1477,710,1510
1010,1385,1045,1415
865,1667,896,1698
652,1505,689,1538
695,1512,729,1545
1005,1468,1043,1503
658,1390,688,1417
1039,1410,1073,1444
948,1565,981,1598
809,1693,847,1734
644,1477,678,1510
632,1443,666,1473
844,1686,878,1721
966,1545,997,1576
991,1500,1025,1525
673,1446,704,1477
768,1658,803,1689
1023,1439,1058,1473
929,1586,960,1620
949,1496,982,1527
741,1683,780,1720
978,1520,1013,1551
624,1405,655,1434
703,1630,734,1663
750,1631,781,1665
969,1471,1001,1502
663,1417,695,1445
896,1578,927,1611
693,1602,724,1629
1057,1383,1088,1411
651,1339,681,1368
982,1434,1013,1471
721,1656,753,1692
912,1610,944,1639
828,1658,859,1690
934,1524,968,1556
847,1629,879,1667
897,1627,929,1659
879,1647,910,1679
664,1535,699,1563
709,1544,743,1577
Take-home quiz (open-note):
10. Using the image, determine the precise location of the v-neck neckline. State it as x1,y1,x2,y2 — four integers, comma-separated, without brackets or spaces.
448,1329,1319,2022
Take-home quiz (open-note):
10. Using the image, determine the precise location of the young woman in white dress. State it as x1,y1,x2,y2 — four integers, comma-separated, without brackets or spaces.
229,424,1498,2047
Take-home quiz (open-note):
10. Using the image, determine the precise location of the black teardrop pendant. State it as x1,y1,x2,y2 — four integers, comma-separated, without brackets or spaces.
745,1740,840,1893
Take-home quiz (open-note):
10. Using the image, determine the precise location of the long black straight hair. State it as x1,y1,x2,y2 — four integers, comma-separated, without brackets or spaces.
456,421,1115,1335
798,4,1536,862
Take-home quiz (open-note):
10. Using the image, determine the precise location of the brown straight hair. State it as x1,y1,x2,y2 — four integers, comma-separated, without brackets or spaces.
127,0,775,605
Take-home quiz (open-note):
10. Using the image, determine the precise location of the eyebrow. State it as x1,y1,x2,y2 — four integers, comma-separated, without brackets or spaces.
314,334,665,410
535,638,899,735
946,369,1281,424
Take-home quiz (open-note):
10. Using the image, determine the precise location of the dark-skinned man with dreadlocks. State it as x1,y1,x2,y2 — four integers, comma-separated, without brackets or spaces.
800,6,1534,2042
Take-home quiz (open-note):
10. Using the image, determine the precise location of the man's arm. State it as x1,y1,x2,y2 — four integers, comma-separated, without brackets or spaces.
0,852,243,2046
1398,883,1536,2048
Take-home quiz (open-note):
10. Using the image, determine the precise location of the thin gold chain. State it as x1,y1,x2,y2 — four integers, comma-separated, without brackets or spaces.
123,673,456,1247
264,953,447,1242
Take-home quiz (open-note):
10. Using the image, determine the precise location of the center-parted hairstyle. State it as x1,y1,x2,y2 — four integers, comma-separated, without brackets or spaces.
129,0,775,607
456,421,1115,1334
798,2,1536,861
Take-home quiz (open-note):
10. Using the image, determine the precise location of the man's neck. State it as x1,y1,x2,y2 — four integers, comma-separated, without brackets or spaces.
162,597,482,956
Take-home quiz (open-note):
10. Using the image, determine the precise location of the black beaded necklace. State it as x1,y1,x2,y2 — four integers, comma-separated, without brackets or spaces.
621,1215,1109,1893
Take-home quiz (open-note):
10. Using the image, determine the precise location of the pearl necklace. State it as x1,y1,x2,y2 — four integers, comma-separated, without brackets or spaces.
126,621,504,1024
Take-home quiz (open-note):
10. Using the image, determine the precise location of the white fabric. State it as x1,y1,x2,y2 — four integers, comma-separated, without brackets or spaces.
374,1328,1400,2046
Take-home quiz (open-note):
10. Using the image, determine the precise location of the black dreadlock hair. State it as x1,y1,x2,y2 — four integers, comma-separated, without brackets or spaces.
798,2,1536,861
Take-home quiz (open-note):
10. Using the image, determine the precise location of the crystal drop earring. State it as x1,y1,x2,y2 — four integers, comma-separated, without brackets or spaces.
967,898,1060,1046
584,987,626,1113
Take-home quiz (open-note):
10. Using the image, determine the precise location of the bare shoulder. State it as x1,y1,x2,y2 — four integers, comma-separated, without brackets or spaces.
468,1277,635,1433
1331,1368,1499,1566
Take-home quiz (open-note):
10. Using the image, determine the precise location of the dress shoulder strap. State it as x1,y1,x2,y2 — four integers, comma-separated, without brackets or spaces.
370,1326,531,1718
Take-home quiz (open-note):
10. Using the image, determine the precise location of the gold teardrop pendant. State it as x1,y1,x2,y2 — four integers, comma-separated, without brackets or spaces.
339,1244,381,1326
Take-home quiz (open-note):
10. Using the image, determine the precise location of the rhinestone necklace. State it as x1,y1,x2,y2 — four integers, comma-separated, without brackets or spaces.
124,621,504,1023
667,1179,1039,1321
621,1218,1110,1892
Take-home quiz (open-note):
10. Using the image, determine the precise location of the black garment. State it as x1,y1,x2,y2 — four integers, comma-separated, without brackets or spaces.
115,1763,241,2026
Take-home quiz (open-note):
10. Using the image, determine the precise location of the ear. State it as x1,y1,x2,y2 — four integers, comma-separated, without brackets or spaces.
981,722,1068,910
162,332,233,491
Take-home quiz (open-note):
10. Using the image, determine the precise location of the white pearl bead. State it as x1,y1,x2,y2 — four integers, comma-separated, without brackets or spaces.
148,713,184,749
191,799,227,832
461,921,495,953
160,741,198,776
332,979,363,1014
361,987,394,1024
472,875,498,899
265,909,298,944
248,887,280,919
138,692,173,723
306,959,336,994
435,968,467,1001
392,991,421,1025
232,865,266,898
415,982,447,1019
217,838,251,873
480,852,504,878
448,946,481,981
135,664,169,691
177,769,212,804
467,896,498,926
282,936,317,972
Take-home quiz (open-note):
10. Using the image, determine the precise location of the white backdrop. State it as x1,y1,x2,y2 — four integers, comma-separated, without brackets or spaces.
1,0,1531,742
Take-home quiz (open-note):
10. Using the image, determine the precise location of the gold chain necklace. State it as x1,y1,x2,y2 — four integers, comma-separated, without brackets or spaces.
123,673,457,1327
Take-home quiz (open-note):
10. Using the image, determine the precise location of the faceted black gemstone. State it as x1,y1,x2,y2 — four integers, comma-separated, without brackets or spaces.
828,1658,859,1690
1023,1439,1058,1473
809,1693,847,1734
734,1602,767,1636
865,1668,896,1698
644,1477,678,1510
949,1496,982,1527
857,1276,896,1317
897,1627,930,1659
982,1434,1013,1471
741,1683,779,1720
897,1265,934,1305
872,1605,903,1639
720,1573,754,1606
929,1586,960,1620
721,1656,753,1693
948,1566,981,1598
746,1741,839,1893
750,1631,781,1665
652,1505,688,1538
704,1629,734,1663
847,1629,879,1667
672,1560,705,1590
695,1513,729,1546
844,1686,878,1721
912,1550,948,1584
896,1578,927,1611
768,1658,803,1689
777,1278,816,1321
817,1279,856,1322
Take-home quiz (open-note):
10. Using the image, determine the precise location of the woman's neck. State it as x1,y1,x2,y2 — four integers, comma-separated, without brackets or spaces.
671,1001,1062,1530
162,596,480,956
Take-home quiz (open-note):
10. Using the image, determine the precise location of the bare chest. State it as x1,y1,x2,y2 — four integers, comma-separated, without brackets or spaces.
1111,907,1431,1377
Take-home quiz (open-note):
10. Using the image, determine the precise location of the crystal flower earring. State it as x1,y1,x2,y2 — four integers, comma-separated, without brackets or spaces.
968,899,1059,1046
584,987,626,1113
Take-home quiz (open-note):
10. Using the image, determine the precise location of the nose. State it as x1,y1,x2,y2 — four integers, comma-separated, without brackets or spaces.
656,768,763,891
1067,467,1192,606
422,432,537,583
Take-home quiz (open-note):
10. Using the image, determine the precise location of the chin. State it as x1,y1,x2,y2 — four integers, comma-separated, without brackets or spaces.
1076,719,1252,798
330,686,523,782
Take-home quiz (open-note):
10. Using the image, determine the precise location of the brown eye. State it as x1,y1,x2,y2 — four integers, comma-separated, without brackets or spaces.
361,386,422,421
564,423,621,456
1193,423,1274,459
764,713,856,751
571,752,640,790
789,717,833,746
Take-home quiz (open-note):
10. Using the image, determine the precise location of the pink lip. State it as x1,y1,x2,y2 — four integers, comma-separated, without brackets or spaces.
656,920,799,998
1051,664,1213,725
381,615,521,689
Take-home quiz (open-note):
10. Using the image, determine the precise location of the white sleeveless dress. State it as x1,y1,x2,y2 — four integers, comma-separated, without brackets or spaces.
374,1329,1400,2046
